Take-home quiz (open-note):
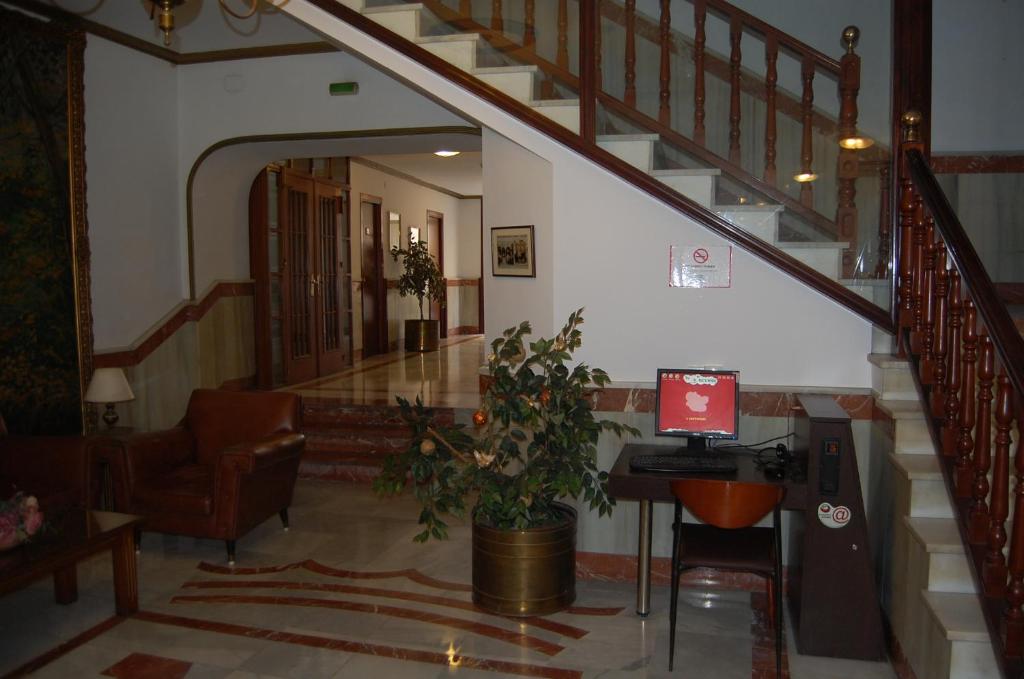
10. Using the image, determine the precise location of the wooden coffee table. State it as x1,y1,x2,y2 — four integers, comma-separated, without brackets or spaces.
0,509,143,615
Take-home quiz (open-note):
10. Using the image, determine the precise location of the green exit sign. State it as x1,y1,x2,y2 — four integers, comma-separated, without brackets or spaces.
329,81,359,96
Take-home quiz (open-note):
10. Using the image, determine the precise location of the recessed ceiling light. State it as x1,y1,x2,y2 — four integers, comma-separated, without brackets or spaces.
434,150,460,158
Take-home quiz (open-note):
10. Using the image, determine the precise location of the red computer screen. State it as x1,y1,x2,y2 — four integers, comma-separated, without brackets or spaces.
655,369,739,439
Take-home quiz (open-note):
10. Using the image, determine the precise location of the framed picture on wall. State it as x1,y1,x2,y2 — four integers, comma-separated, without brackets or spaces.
491,225,535,277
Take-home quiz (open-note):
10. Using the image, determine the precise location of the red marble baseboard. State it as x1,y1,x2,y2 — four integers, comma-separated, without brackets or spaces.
448,325,480,336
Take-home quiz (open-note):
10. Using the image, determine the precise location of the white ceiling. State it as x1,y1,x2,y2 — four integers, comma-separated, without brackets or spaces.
23,0,486,194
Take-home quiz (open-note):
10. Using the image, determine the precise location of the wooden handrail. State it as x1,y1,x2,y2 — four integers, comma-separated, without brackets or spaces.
304,0,889,330
905,149,1024,397
898,111,1024,675
699,0,840,75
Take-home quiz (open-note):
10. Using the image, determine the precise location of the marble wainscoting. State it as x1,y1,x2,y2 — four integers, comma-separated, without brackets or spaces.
93,283,256,432
446,278,480,335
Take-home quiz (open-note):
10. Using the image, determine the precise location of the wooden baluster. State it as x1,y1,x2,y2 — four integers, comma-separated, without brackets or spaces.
692,0,706,146
955,300,977,497
983,372,1012,596
491,0,503,32
836,27,861,278
798,55,815,208
940,270,962,455
968,334,994,544
1004,413,1024,656
460,0,471,17
919,222,937,382
658,0,671,125
764,34,778,185
579,0,596,142
595,0,602,93
897,111,923,339
875,165,892,279
728,15,742,164
524,0,535,51
930,245,949,416
624,0,636,107
557,0,568,72
909,195,926,354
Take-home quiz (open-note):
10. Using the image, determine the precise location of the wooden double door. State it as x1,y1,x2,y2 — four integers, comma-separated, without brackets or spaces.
251,167,353,387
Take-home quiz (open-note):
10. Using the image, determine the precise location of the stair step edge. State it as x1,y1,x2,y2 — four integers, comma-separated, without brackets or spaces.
651,168,721,177
713,203,784,213
415,33,480,44
903,516,966,554
530,98,579,108
889,452,943,479
363,3,425,14
472,65,538,74
597,133,660,142
921,590,992,642
868,353,911,369
875,399,928,420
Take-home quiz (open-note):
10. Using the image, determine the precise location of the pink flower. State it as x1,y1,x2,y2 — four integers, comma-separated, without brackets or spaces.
22,507,43,536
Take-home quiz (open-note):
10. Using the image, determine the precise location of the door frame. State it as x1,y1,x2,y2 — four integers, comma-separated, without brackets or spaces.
426,209,447,338
360,193,388,357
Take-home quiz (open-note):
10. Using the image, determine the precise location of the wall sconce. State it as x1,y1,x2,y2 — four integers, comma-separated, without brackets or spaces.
85,368,135,428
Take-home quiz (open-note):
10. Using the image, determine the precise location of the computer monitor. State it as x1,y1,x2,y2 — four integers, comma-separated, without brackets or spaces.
655,368,740,452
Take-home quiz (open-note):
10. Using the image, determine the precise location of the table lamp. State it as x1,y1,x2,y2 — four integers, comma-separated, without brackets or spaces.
85,368,135,428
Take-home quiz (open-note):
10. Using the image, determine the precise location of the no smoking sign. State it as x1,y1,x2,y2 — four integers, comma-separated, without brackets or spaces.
670,245,732,288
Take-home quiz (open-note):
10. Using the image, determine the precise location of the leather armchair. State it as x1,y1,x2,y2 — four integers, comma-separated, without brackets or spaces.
0,415,89,511
113,389,305,563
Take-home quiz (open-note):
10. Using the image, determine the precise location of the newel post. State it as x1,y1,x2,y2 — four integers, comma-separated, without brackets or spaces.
837,26,862,278
897,110,924,354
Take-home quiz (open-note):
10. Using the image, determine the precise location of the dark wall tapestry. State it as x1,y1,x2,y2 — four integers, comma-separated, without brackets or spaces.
0,8,92,435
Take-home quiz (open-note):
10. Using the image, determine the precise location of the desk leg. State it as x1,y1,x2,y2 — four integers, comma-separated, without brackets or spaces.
636,499,653,617
53,565,78,605
111,527,139,615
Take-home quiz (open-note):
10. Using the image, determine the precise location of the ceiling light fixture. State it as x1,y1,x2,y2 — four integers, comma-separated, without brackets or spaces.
793,172,819,183
434,150,461,158
838,136,874,150
148,0,271,46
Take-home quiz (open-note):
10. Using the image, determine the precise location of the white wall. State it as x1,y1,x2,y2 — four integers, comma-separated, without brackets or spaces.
932,0,1024,152
85,36,183,349
284,0,875,389
482,132,555,339
455,198,482,279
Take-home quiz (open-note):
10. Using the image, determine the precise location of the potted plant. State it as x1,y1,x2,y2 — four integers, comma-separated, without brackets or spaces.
373,309,639,615
391,241,445,352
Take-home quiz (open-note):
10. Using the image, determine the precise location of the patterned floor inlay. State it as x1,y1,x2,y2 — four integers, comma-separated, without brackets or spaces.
1,615,126,679
101,652,192,678
133,610,584,679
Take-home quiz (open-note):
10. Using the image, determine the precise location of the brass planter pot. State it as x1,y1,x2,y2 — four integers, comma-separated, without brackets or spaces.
404,319,440,352
472,504,577,617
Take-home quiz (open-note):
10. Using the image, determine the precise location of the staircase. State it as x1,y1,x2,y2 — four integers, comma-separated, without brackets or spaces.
282,2,1014,676
358,0,850,281
873,353,1001,678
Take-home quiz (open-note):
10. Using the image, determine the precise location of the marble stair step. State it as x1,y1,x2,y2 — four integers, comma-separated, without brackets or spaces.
920,591,1000,679
650,168,719,208
876,398,935,454
904,516,976,594
714,204,783,243
596,134,659,172
339,0,365,10
890,452,954,519
775,241,848,280
415,33,481,71
868,353,918,401
530,99,580,133
472,65,538,102
363,4,427,41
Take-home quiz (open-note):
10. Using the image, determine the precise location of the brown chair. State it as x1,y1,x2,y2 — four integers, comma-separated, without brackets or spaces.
114,389,304,563
668,478,785,677
0,414,90,511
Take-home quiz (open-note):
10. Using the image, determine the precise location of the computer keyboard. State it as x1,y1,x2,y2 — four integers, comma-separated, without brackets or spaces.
629,453,738,474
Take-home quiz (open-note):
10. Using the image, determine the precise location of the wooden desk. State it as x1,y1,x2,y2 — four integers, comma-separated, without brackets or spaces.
0,509,143,615
608,443,801,616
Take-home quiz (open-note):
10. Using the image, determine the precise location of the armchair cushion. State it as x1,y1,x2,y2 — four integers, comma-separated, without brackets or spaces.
186,390,301,466
132,464,213,517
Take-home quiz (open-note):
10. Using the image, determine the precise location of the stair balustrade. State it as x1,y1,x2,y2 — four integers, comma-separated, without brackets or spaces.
898,110,1024,678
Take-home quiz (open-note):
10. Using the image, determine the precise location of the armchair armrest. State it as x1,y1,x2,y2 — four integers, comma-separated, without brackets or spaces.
217,433,306,474
118,427,196,485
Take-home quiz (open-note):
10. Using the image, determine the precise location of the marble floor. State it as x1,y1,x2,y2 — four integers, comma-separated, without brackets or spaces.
0,482,898,679
284,336,487,409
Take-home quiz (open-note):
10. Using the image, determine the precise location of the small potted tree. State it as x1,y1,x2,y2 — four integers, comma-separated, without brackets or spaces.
373,309,639,615
391,241,444,352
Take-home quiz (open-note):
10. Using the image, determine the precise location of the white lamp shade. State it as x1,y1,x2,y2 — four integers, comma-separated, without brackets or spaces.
85,368,135,404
